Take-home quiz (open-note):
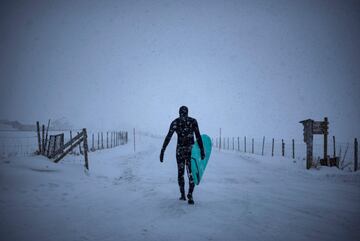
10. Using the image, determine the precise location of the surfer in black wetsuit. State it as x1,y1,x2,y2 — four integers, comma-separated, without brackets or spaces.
160,106,205,205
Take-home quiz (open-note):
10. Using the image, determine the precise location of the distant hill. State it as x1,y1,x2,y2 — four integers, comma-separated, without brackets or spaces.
0,120,36,131
0,118,73,131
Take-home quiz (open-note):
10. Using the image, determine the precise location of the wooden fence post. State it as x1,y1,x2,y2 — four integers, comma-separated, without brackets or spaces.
219,128,221,151
41,125,45,154
227,137,229,150
83,129,89,170
237,137,240,151
107,132,109,148
101,132,104,149
333,136,336,158
355,138,358,172
92,133,94,151
282,139,285,157
262,136,265,156
44,119,50,155
78,132,82,154
292,139,295,159
133,128,136,152
252,138,254,154
244,136,246,153
36,121,41,154
70,131,73,154
97,132,100,149
232,137,234,150
272,138,274,157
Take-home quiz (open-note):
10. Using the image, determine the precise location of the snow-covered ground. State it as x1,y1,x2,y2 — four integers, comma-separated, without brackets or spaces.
0,135,359,241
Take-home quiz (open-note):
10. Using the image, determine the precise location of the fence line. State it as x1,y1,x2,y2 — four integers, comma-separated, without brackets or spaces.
213,135,358,171
0,129,128,158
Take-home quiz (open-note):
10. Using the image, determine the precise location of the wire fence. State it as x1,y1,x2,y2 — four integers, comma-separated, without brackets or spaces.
0,129,128,159
213,136,357,171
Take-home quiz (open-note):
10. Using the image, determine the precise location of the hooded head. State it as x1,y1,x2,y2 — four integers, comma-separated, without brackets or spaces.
179,106,188,117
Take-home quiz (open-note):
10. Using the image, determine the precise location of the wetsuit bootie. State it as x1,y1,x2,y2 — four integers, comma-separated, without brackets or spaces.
179,193,186,201
187,194,194,205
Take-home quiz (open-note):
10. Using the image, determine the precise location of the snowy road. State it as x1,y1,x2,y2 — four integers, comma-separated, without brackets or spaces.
1,135,359,241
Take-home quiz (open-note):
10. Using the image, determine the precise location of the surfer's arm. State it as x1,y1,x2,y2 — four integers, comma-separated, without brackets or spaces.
193,120,205,159
161,121,176,151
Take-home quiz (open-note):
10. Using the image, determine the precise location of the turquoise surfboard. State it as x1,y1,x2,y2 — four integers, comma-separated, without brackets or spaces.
191,134,212,185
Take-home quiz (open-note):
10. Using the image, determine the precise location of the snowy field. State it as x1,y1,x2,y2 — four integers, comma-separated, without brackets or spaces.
0,135,359,241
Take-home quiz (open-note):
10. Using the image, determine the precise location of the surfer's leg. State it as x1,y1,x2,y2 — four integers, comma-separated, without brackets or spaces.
185,159,195,195
176,148,185,197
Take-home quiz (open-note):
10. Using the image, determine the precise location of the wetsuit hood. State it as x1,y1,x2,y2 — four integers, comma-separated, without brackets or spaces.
179,106,188,117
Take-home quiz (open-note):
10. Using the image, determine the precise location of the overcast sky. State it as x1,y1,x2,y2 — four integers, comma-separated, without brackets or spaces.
0,0,359,141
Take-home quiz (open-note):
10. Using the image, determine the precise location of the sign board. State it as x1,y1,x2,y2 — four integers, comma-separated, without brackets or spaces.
313,121,324,134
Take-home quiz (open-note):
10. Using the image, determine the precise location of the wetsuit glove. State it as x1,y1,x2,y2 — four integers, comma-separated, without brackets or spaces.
160,149,165,162
201,150,205,160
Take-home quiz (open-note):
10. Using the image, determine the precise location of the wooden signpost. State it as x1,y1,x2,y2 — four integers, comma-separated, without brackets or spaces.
300,117,330,169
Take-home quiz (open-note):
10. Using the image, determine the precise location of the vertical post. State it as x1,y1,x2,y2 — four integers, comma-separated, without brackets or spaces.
281,139,285,156
101,132,104,149
36,121,41,154
83,128,89,170
272,138,274,157
78,132,82,154
44,119,50,155
244,136,246,153
107,132,109,149
70,131,73,154
41,125,45,154
324,117,329,166
232,137,234,150
133,128,136,152
333,136,336,158
92,133,94,151
252,138,254,154
97,132,100,149
237,136,240,151
292,139,295,159
262,136,265,156
355,138,358,172
227,137,229,150
219,128,221,151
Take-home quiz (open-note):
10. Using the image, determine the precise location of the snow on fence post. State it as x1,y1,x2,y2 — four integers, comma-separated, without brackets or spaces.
272,138,274,156
355,138,358,172
262,136,265,156
282,139,285,157
292,139,295,159
36,121,41,154
244,136,247,153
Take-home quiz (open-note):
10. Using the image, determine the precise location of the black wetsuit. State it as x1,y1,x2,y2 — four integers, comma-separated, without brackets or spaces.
160,108,205,197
